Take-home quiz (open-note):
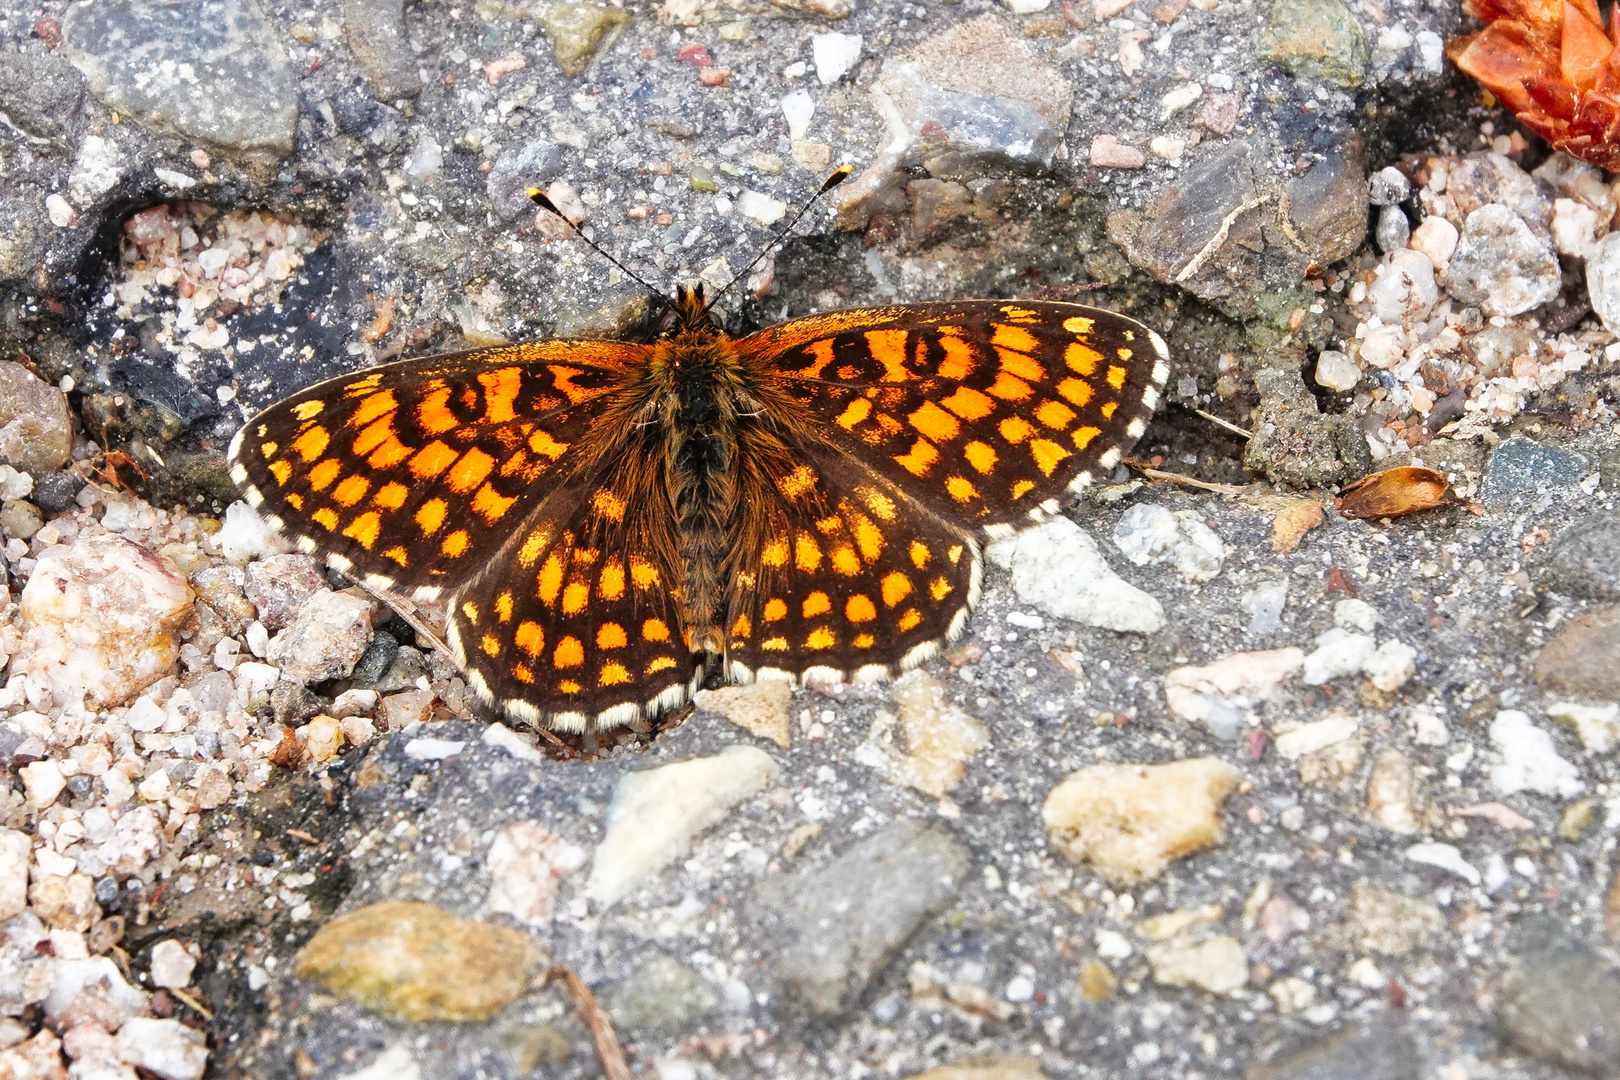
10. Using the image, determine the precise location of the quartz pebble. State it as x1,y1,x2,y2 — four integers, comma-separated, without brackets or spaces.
585,745,780,907
485,822,586,926
854,671,988,797
265,589,372,685
1113,504,1226,582
985,516,1164,633
1489,710,1584,797
695,682,792,748
1162,648,1304,739
15,533,193,710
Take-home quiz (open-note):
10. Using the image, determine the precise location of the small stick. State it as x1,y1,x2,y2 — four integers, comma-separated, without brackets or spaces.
1175,195,1271,283
1194,409,1252,440
1132,464,1253,497
168,986,214,1020
544,965,631,1080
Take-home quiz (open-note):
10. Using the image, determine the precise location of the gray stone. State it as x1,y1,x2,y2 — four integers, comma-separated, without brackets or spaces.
1250,1023,1419,1079
1256,0,1370,89
0,52,86,140
1534,604,1620,701
32,470,85,515
487,139,564,221
1543,514,1620,599
1442,205,1561,318
1587,231,1620,334
834,13,1071,226
755,817,970,1016
1375,205,1410,253
1497,936,1620,1076
1107,136,1366,309
243,554,328,632
349,629,400,685
601,953,721,1036
265,589,373,685
0,362,72,477
1368,166,1411,206
61,0,299,159
1481,436,1590,506
342,0,422,101
908,178,973,242
1448,152,1555,238
270,681,326,727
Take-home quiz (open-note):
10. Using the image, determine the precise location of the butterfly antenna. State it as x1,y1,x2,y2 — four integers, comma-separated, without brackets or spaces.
528,186,668,302
700,165,853,316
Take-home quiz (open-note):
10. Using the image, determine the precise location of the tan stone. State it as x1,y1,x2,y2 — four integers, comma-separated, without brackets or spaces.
1145,933,1248,995
902,1057,1049,1080
1041,758,1241,884
295,901,544,1023
695,682,792,748
857,671,988,797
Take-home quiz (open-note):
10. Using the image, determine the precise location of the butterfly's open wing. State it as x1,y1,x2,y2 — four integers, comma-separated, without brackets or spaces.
228,340,647,601
443,461,700,733
738,300,1170,538
722,426,980,686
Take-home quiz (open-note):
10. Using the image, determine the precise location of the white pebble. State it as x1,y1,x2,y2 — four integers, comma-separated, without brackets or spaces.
1409,216,1459,271
812,31,863,84
1489,710,1584,797
780,90,815,141
1405,842,1481,885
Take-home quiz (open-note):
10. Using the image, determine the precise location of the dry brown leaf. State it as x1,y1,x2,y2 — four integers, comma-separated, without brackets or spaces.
1335,466,1453,520
1270,499,1325,553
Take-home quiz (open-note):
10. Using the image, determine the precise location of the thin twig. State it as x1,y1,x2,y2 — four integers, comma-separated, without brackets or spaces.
1194,408,1252,440
1133,464,1253,496
1175,195,1271,283
168,987,214,1020
350,580,453,660
545,965,631,1080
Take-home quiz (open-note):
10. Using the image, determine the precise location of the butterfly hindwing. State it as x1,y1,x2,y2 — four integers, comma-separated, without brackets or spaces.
228,340,647,600
443,467,699,733
740,300,1170,537
722,434,981,686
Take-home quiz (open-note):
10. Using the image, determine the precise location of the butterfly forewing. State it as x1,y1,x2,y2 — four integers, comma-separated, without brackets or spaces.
742,301,1169,536
228,341,646,600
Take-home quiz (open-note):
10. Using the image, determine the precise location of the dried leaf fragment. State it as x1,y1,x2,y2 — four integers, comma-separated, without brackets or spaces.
1270,499,1326,553
1335,467,1454,520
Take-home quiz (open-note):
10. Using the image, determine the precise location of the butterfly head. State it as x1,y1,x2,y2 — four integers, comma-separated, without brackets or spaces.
660,283,724,338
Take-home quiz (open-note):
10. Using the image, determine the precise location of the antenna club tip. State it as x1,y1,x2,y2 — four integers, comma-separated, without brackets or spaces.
528,187,562,215
822,164,853,191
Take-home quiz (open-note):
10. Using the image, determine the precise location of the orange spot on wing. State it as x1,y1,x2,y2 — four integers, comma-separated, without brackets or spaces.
730,614,752,639
646,656,678,674
1107,365,1128,390
472,483,517,523
518,526,552,567
409,441,458,481
986,371,1033,401
269,460,293,485
537,555,564,604
865,329,910,381
562,581,589,615
441,530,470,557
367,432,411,470
992,323,1040,353
554,636,584,668
854,633,875,648
859,488,897,521
599,662,631,686
936,331,977,380
1012,479,1035,499
805,627,836,650
293,400,324,421
908,401,961,443
964,441,996,474
831,544,860,575
342,511,381,550
946,476,978,503
635,618,668,644
940,386,995,421
478,368,521,424
930,576,953,600
308,458,343,492
897,608,922,631
495,592,513,621
795,533,822,571
629,556,660,589
599,560,625,600
447,447,496,493
803,591,831,618
895,438,940,476
1100,401,1118,419
592,489,626,521
528,429,568,459
417,386,459,435
846,595,876,623
762,537,789,567
881,572,912,607
1058,377,1093,407
292,427,330,463
910,541,931,568
836,398,873,430
763,598,787,621
996,347,1045,381
1072,426,1101,450
513,663,535,683
313,507,339,531
1000,416,1034,444
598,623,628,649
779,465,818,499
349,389,397,428
1036,400,1077,430
416,498,447,535
1066,342,1103,375
373,481,407,510
1030,438,1071,476
481,634,501,657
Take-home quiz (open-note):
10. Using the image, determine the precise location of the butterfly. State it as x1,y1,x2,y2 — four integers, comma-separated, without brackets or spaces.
228,180,1170,747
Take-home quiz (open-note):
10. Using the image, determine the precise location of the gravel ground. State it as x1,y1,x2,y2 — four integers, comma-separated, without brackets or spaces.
3,1,1620,1079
